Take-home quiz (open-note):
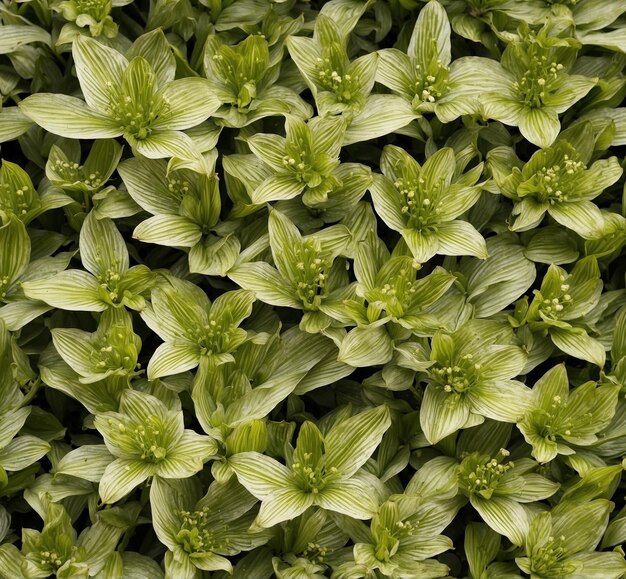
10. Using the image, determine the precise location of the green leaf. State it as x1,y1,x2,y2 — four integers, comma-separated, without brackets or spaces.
324,405,391,478
408,0,451,65
0,25,51,54
72,35,127,114
155,78,221,131
0,107,34,143
228,262,300,308
316,477,378,519
0,214,30,285
55,445,114,482
420,384,471,445
337,325,393,367
550,328,606,367
99,459,153,504
22,270,106,311
229,452,293,499
250,173,304,204
19,94,120,139
133,215,202,247
255,488,314,528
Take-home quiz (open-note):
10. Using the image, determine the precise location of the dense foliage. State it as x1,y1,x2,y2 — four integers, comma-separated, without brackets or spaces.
1,0,626,577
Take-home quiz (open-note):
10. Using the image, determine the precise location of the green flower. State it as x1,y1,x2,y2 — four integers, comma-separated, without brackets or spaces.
376,0,506,123
94,389,218,503
141,276,255,379
229,208,351,333
19,33,220,166
516,501,626,578
151,476,269,575
0,160,72,224
51,309,141,387
370,145,487,263
230,405,391,528
0,502,127,579
520,256,606,366
203,34,311,128
518,364,620,463
479,24,597,147
119,157,240,276
418,320,532,444
287,15,416,144
22,211,156,312
495,124,623,238
53,0,118,38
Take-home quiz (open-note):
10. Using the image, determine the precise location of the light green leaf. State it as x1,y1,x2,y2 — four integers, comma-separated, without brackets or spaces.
337,325,393,367
80,212,129,278
316,477,378,519
324,405,391,478
0,214,30,284
55,445,114,482
0,435,50,470
0,25,51,54
99,459,154,504
250,173,304,204
255,488,314,528
133,215,202,247
0,107,34,143
547,201,605,240
155,78,221,131
229,452,293,499
421,384,471,445
518,107,560,148
22,270,106,311
19,94,120,139
228,262,299,308
147,341,201,380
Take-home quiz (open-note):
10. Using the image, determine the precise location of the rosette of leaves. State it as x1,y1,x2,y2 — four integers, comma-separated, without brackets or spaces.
515,256,606,366
370,145,487,263
19,33,220,165
230,405,391,527
23,211,156,312
0,501,127,578
240,115,346,205
516,500,626,578
318,238,457,367
44,139,134,220
334,495,461,578
518,364,620,463
410,319,531,444
492,123,623,239
202,34,311,128
141,275,255,379
229,209,351,333
150,476,269,575
478,24,597,147
83,389,218,503
118,156,241,275
50,309,141,389
376,0,510,123
287,15,416,144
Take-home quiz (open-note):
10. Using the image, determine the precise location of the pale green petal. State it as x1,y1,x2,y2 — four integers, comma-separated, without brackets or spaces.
99,459,154,503
408,0,451,64
72,35,127,114
550,328,606,367
229,452,294,499
375,49,414,99
80,212,129,278
471,495,529,546
147,341,201,380
0,107,34,143
54,445,114,482
369,174,406,232
255,489,314,528
420,384,471,445
250,173,305,204
547,201,605,240
155,78,221,131
324,405,391,478
316,478,378,519
469,380,533,423
518,107,560,148
436,220,488,259
337,326,393,367
228,262,299,308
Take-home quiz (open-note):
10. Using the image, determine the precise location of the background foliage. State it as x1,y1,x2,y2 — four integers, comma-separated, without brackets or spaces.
1,0,626,577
